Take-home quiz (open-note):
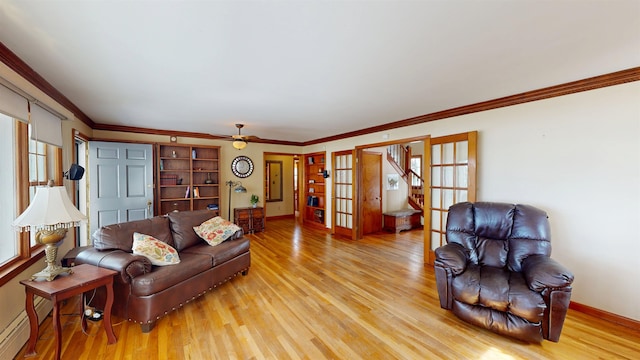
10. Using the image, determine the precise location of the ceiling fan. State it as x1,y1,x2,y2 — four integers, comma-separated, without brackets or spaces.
230,124,258,150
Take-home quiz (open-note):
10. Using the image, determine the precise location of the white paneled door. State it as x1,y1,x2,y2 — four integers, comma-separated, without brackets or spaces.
89,142,154,236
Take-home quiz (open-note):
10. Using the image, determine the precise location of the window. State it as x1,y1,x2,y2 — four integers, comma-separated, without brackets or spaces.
410,155,422,186
28,128,49,246
0,114,17,266
0,117,61,284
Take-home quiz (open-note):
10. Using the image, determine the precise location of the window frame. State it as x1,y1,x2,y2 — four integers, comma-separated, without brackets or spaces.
0,120,62,286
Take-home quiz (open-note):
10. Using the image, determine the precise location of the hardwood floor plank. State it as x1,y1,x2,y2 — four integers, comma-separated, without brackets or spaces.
14,218,640,359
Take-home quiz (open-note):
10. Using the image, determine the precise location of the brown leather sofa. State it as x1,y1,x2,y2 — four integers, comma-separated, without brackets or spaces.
434,202,574,342
76,210,250,332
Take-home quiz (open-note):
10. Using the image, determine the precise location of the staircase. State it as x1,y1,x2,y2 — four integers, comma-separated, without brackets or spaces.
387,144,424,213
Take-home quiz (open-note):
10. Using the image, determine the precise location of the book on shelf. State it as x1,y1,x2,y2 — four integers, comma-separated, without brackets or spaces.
185,186,190,198
307,195,319,207
193,187,200,198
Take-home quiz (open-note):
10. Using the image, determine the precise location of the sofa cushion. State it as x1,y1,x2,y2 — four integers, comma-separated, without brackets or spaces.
182,237,250,266
132,232,180,266
131,252,212,296
168,210,219,251
452,265,545,323
93,216,173,252
193,216,242,246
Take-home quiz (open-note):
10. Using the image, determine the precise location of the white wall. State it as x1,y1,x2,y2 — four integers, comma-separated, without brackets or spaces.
305,82,640,321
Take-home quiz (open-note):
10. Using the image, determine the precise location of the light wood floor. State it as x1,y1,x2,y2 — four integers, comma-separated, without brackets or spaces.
16,218,640,359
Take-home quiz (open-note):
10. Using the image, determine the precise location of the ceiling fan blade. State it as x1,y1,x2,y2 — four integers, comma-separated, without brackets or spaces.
209,124,259,142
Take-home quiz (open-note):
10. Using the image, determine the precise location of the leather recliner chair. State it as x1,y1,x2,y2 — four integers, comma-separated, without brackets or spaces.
434,202,574,342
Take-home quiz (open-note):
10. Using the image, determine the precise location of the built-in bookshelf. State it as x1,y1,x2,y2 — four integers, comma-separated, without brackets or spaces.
157,143,220,215
303,152,326,228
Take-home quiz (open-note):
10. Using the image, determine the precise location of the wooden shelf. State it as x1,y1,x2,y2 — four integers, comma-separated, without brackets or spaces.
303,152,326,228
157,143,221,215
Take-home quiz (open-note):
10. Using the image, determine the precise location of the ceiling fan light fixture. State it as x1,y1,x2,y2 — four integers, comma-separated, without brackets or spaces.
232,139,247,150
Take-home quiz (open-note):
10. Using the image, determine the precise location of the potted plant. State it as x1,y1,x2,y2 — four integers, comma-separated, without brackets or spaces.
250,194,259,208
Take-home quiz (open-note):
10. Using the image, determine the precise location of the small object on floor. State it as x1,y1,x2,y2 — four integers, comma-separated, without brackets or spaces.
86,309,103,321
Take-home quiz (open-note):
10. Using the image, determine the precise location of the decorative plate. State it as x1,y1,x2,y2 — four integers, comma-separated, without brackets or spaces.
231,155,254,178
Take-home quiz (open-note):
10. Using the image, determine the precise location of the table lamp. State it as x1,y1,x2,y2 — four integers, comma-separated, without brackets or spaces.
13,180,87,281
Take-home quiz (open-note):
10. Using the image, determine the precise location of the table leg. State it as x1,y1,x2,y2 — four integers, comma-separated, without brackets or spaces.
81,293,88,333
52,296,62,360
103,279,117,344
24,289,38,357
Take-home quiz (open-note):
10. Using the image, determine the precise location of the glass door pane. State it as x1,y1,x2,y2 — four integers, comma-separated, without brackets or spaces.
332,150,355,239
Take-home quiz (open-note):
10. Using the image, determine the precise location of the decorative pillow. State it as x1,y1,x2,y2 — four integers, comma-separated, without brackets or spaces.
193,216,242,246
132,232,180,266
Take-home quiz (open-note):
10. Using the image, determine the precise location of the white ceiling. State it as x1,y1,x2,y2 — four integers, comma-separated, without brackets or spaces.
1,1,638,143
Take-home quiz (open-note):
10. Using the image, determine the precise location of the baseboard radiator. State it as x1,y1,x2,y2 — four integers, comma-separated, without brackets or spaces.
0,297,52,359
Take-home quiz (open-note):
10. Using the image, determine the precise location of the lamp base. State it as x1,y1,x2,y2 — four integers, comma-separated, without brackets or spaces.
30,263,72,281
31,238,73,281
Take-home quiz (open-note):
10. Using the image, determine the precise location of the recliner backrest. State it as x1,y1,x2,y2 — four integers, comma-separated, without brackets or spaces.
446,202,552,272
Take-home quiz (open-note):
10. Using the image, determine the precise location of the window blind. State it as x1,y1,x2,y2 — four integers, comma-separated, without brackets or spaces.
0,83,29,122
30,102,63,147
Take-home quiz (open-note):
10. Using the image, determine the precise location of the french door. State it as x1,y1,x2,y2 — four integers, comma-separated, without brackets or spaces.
332,150,355,239
425,131,477,265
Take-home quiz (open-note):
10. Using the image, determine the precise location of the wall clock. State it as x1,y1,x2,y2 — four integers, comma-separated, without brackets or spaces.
231,156,254,178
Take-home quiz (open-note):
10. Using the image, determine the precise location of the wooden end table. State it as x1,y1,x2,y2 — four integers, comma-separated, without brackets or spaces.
20,264,118,360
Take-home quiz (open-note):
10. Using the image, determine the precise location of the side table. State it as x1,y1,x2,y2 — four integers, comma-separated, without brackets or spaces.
20,264,118,360
234,206,265,234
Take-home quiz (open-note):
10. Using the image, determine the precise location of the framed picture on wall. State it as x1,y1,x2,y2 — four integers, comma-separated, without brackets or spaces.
387,174,399,190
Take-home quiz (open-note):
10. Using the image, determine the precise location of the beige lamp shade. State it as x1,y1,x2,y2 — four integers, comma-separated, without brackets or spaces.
13,184,86,281
13,185,86,232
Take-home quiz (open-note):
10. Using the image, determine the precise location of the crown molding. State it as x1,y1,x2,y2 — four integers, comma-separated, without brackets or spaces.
0,41,95,127
2,38,637,146
92,123,305,147
303,67,640,145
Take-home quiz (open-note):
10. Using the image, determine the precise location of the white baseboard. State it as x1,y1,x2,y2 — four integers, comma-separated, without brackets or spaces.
0,298,52,360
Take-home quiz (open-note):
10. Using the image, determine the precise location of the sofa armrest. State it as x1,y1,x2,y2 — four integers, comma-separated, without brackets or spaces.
75,248,152,283
522,254,574,292
434,243,468,275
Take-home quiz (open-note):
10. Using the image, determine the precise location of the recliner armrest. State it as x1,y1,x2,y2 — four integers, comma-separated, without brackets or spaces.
434,243,468,275
522,254,574,292
76,247,152,283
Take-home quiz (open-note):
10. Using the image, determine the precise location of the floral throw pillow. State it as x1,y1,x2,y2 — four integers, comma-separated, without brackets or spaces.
132,232,180,266
193,216,241,246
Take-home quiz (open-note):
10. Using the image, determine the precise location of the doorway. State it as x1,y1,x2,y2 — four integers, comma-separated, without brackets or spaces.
263,153,298,220
354,136,429,239
73,132,89,246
